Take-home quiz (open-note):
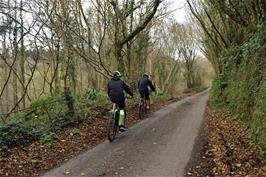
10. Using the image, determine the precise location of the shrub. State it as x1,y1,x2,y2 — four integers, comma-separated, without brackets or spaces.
210,24,266,161
0,123,37,152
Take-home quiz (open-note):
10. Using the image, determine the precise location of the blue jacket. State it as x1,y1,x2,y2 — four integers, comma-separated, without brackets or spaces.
108,76,133,101
138,76,155,92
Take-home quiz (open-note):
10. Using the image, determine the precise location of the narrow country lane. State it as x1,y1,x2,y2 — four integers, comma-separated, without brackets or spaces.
41,90,209,177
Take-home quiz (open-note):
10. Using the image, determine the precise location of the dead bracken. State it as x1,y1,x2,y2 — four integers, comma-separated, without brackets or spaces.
185,106,266,177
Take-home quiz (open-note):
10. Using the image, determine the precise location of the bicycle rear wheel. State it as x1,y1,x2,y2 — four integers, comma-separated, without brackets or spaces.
107,115,118,142
138,101,145,119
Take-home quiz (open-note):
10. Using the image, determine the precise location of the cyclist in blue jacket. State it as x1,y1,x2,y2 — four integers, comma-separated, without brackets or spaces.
138,73,155,109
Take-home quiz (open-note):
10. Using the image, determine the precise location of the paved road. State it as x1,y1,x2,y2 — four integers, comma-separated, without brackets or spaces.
41,90,209,177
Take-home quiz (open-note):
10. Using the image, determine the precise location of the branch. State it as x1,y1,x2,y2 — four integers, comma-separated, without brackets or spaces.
124,1,142,18
186,0,219,48
119,0,161,46
202,5,228,48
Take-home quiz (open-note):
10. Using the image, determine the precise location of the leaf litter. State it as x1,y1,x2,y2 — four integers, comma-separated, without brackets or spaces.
185,106,266,177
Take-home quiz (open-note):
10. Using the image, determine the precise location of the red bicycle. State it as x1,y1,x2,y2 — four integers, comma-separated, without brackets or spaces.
138,96,148,119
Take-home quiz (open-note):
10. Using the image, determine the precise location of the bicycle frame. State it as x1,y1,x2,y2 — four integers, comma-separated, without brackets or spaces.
141,94,149,109
143,98,147,109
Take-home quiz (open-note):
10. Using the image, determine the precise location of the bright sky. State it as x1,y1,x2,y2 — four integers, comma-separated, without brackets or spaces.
168,0,188,23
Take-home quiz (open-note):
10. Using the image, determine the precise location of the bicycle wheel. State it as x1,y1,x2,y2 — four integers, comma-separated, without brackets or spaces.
138,101,144,119
143,99,148,114
107,115,118,142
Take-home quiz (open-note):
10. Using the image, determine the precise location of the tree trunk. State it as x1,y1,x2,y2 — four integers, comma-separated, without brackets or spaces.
54,40,61,94
116,44,125,74
20,0,26,109
64,87,74,117
13,0,18,111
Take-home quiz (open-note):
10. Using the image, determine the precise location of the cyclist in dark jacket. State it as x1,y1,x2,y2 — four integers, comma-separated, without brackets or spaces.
108,71,133,131
138,73,155,109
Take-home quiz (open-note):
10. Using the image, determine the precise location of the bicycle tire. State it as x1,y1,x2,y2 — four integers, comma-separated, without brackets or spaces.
107,115,117,142
138,102,144,119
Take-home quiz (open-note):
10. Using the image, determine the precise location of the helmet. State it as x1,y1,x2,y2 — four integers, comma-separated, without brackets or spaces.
143,73,149,78
113,71,122,77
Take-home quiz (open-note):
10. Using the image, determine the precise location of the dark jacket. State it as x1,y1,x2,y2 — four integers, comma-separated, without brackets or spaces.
138,76,155,92
108,76,133,101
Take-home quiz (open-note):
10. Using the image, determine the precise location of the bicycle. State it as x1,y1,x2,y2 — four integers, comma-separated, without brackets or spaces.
138,95,148,119
138,89,154,119
107,97,131,142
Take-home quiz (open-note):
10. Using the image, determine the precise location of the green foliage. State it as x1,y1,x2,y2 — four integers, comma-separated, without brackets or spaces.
74,89,109,118
250,77,266,160
22,94,67,127
84,89,98,100
40,132,57,149
83,89,108,106
210,24,266,161
70,129,81,137
210,74,227,106
40,132,57,144
0,123,36,152
50,114,77,130
0,89,112,152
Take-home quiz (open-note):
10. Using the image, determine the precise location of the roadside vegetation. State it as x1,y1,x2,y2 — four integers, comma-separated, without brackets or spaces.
187,0,266,164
